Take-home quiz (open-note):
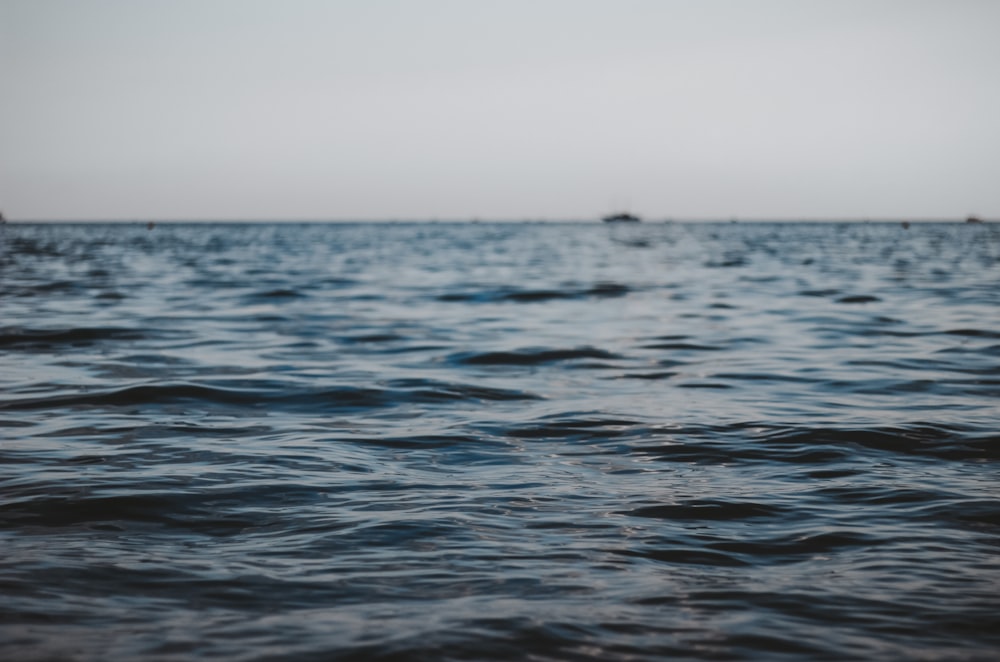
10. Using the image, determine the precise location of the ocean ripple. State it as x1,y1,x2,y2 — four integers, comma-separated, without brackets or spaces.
1,221,999,661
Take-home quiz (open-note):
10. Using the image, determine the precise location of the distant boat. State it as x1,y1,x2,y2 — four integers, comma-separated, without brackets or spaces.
966,215,983,224
602,212,641,223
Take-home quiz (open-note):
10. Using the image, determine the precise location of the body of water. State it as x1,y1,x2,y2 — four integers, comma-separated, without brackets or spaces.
1,221,998,660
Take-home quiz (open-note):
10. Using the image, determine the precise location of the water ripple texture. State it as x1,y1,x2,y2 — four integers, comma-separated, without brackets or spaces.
2,221,999,661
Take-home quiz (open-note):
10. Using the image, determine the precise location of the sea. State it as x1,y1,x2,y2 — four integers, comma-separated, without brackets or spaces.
1,220,998,661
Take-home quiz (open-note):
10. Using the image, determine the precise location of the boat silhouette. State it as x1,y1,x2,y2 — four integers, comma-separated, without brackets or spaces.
602,212,641,223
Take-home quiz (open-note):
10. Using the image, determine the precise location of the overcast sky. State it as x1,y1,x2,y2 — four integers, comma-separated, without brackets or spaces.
2,0,998,221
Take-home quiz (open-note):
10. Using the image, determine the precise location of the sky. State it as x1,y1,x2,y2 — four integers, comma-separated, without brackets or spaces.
1,0,999,221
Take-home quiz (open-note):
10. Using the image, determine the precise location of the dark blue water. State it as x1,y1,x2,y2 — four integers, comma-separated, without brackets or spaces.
1,221,998,661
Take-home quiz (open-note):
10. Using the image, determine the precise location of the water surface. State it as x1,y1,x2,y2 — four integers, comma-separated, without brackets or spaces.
1,221,998,660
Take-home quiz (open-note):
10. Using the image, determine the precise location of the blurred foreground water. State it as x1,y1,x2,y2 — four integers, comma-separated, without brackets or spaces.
1,221,998,660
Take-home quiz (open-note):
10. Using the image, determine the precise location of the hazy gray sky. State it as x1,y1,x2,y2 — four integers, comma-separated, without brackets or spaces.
2,0,998,220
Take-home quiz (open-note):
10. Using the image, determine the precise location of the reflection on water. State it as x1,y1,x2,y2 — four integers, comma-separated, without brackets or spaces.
1,221,999,660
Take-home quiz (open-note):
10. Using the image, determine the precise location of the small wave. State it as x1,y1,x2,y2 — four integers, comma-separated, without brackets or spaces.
615,547,750,567
629,440,850,465
350,432,504,451
1,280,82,297
640,342,723,351
341,333,405,344
586,282,631,297
704,255,748,268
708,530,876,559
437,282,632,303
930,499,1000,529
0,492,257,535
0,378,542,413
500,289,577,302
675,382,733,389
251,288,306,299
618,371,679,380
811,484,953,508
384,378,540,402
623,499,785,521
937,343,1000,356
625,423,993,464
454,347,620,366
944,328,1000,339
712,372,818,384
836,295,882,304
756,424,1000,461
0,326,149,348
0,383,386,412
505,418,642,440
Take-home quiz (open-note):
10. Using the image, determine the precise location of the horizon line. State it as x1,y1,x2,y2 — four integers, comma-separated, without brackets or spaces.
1,216,992,224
